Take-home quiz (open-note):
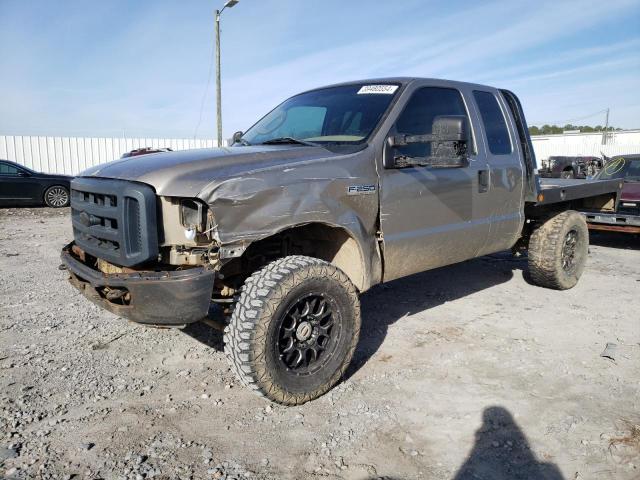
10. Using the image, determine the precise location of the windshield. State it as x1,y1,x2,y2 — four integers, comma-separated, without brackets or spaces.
241,83,400,146
596,156,640,181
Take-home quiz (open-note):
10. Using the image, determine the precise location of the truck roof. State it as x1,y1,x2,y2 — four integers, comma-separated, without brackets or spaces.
300,77,501,95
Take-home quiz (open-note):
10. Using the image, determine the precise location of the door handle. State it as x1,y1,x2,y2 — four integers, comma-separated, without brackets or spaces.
478,169,489,193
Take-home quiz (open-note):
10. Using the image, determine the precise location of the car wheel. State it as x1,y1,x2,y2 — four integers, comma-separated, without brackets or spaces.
44,186,70,208
528,211,589,290
224,255,361,405
560,170,574,179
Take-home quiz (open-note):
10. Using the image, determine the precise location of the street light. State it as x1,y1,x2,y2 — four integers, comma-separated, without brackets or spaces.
215,0,239,147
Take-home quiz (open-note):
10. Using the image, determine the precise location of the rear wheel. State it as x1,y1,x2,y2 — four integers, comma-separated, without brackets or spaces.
528,211,589,290
224,255,360,405
44,186,69,208
560,169,574,179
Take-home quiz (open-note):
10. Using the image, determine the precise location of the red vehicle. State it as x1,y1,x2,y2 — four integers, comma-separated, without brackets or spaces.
582,154,640,233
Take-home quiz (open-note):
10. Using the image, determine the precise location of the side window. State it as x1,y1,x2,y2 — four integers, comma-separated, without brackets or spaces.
394,87,469,158
473,91,512,155
0,163,21,175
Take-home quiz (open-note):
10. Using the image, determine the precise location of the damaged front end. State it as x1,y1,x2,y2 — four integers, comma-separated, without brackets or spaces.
61,177,220,326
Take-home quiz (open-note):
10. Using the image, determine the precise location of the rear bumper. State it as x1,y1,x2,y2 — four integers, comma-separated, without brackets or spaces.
582,212,640,233
61,243,215,326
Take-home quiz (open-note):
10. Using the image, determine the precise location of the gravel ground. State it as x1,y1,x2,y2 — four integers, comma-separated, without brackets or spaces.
1,207,638,480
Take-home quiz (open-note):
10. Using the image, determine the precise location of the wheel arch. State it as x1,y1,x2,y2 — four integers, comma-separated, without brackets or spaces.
235,221,369,291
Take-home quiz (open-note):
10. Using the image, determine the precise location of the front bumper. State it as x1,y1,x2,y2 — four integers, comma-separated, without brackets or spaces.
581,212,640,234
61,243,215,326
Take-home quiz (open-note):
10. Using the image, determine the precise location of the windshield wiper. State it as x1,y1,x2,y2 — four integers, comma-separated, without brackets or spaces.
261,137,319,147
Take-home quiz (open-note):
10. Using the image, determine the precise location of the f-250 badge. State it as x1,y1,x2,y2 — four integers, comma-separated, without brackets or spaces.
347,184,376,195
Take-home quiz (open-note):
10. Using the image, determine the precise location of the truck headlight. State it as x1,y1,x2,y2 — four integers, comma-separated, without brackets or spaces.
179,199,207,232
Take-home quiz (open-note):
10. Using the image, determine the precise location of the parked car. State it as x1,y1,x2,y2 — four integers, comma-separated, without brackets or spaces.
0,160,72,208
539,156,603,179
61,77,621,405
120,147,173,158
581,154,640,233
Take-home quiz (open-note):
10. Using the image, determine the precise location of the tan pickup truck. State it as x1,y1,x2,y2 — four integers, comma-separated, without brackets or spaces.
61,78,622,404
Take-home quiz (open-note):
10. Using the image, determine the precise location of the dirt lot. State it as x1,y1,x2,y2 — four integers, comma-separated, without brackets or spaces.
1,207,638,480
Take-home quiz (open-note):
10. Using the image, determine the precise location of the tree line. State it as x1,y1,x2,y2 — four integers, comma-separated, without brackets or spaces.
528,125,621,135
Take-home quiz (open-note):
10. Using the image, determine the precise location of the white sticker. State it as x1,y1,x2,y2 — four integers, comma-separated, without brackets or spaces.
357,85,398,95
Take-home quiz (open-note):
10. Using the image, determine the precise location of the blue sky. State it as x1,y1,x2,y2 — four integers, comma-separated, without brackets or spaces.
1,0,639,138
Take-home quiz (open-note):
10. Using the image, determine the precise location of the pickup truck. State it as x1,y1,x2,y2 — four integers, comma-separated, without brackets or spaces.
61,78,622,405
539,155,603,179
580,154,640,233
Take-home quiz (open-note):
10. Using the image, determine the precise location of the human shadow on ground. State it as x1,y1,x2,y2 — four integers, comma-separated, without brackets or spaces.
453,406,564,480
589,230,640,250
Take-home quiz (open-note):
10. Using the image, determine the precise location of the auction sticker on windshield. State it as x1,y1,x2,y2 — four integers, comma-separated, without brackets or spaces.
357,85,398,94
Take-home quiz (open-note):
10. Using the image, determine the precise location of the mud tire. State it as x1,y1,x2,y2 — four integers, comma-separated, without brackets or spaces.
528,210,589,290
224,255,361,405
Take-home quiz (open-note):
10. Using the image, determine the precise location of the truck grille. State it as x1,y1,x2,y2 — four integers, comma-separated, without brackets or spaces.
70,177,158,267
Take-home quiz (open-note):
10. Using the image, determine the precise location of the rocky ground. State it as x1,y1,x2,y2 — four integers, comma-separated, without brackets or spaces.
0,207,638,480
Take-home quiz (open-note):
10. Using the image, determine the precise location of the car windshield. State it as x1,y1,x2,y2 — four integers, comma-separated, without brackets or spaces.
241,84,400,147
596,157,640,181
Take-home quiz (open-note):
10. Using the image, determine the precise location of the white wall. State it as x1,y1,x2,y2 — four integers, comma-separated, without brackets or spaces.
531,129,640,163
3,131,640,176
0,136,219,175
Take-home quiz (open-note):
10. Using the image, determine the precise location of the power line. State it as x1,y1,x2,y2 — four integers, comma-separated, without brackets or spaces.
530,108,609,126
193,24,217,140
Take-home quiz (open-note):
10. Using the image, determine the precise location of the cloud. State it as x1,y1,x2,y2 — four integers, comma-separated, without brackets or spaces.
1,0,639,137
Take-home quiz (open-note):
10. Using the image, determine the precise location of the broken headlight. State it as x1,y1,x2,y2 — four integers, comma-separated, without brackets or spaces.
179,199,207,232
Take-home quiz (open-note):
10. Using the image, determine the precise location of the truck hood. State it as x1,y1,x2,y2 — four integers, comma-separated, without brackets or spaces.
80,145,341,197
621,181,640,201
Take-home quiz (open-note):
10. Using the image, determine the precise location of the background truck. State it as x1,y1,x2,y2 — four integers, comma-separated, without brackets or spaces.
539,155,603,179
61,78,622,405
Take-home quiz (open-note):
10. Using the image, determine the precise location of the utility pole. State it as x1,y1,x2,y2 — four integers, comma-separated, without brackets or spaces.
601,108,609,146
215,10,222,147
214,0,239,147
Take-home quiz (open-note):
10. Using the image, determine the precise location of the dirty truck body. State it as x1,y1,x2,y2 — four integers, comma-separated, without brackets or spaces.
62,78,621,404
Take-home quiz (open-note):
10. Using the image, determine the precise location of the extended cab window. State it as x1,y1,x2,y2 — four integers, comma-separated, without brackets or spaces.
473,91,512,155
0,163,21,175
394,87,469,159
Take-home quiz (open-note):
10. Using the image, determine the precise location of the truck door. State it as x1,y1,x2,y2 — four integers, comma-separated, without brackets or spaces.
471,90,525,255
379,85,490,281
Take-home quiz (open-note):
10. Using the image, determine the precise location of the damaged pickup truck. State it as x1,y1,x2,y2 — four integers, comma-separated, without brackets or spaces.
61,78,622,405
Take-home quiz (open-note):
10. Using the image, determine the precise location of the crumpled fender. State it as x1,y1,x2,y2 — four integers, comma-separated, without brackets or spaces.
196,151,382,290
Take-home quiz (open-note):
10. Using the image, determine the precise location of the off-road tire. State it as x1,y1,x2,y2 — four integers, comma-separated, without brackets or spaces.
44,185,70,208
224,255,361,405
528,210,589,290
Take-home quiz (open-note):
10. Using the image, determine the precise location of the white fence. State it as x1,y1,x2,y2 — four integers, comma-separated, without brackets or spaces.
531,129,640,162
2,131,640,176
0,136,219,175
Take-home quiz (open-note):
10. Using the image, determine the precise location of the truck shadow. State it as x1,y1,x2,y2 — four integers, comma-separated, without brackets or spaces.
347,252,525,379
589,231,640,250
182,252,530,372
453,406,565,480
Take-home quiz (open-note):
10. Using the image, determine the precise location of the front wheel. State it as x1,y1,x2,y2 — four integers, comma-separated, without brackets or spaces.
44,185,70,208
528,211,589,290
224,256,361,405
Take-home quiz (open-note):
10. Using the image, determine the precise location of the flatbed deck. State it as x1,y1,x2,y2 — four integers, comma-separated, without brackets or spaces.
534,177,623,206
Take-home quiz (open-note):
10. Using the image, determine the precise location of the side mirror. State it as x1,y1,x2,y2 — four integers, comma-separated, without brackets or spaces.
232,131,244,144
384,115,469,169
